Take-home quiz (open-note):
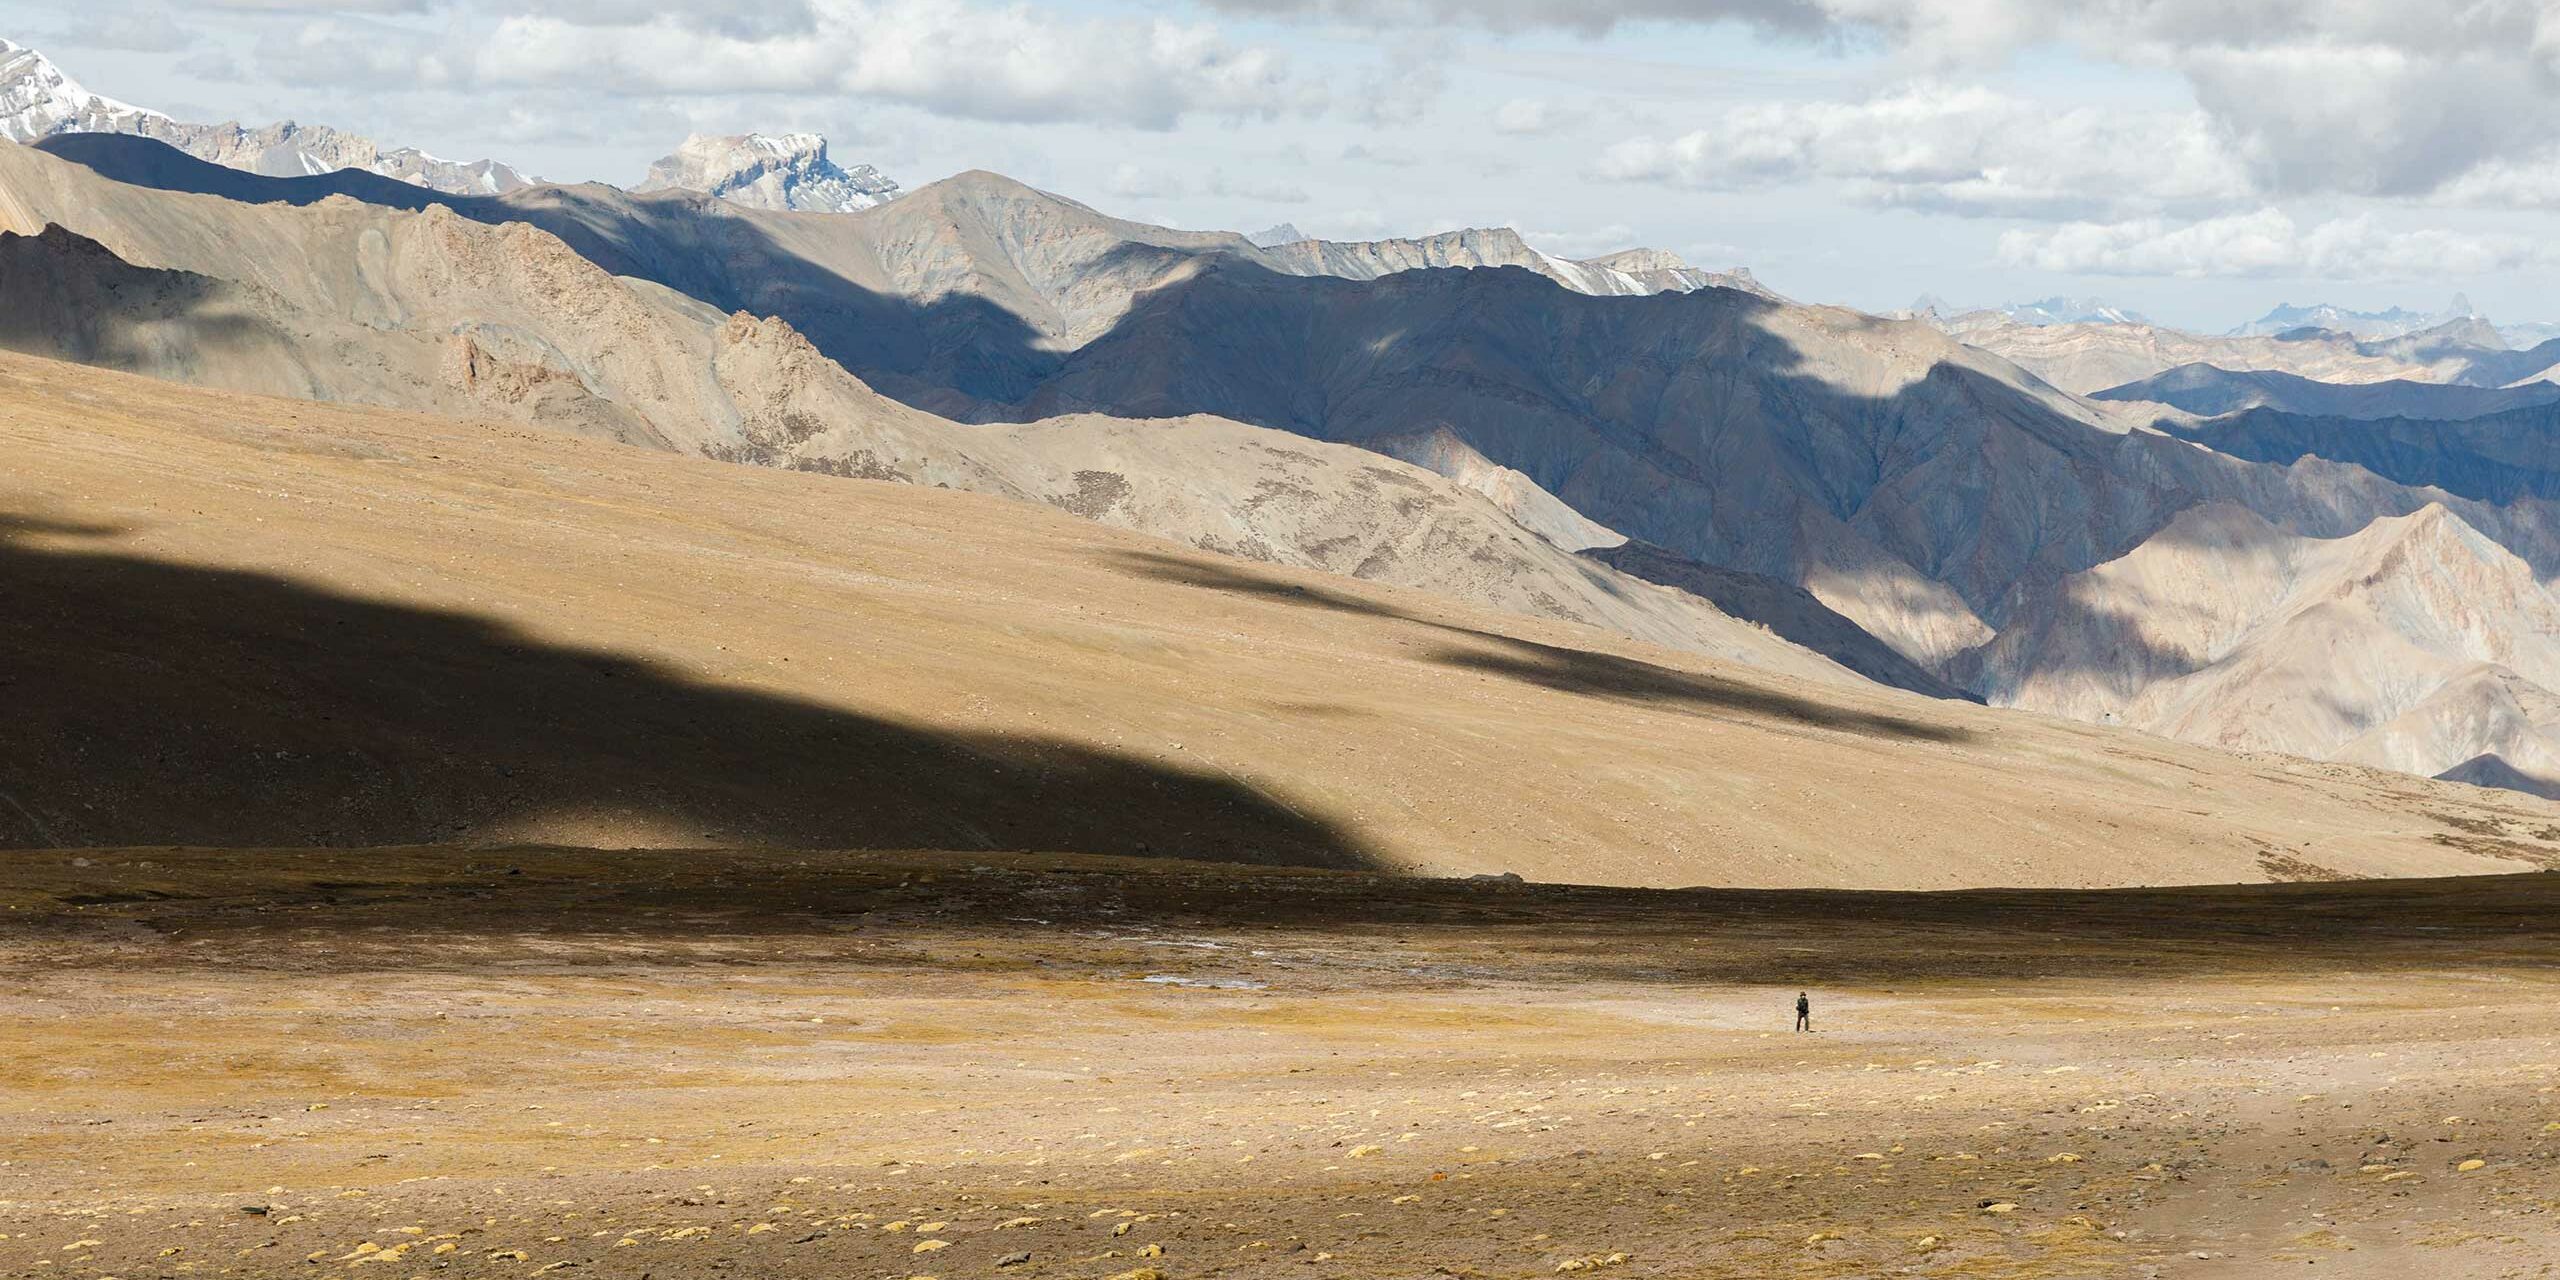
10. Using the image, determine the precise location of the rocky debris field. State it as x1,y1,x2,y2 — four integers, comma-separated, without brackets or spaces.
5,846,2560,1279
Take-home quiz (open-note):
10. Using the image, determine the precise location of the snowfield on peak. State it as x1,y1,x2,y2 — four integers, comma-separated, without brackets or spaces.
636,132,901,213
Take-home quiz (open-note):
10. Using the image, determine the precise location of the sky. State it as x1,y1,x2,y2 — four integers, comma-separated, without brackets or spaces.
11,0,2560,331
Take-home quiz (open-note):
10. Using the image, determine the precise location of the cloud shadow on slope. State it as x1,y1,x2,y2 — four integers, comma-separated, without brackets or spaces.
0,518,1377,869
1004,257,2522,717
19,843,2560,984
1103,548,1974,744
41,132,2501,732
2167,403,2560,505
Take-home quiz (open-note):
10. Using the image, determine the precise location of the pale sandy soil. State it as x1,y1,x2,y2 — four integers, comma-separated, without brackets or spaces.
4,847,2558,1280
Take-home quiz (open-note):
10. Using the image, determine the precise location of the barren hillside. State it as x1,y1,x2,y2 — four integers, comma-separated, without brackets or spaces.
2,352,2551,887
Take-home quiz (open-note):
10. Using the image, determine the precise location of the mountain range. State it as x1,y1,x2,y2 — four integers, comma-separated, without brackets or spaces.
2230,296,2482,340
0,38,535,196
17,120,2560,809
1954,313,2557,396
1917,295,2151,327
1,38,913,213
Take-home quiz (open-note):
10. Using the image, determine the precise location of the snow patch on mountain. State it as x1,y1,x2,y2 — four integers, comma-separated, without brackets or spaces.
635,133,900,213
2,38,159,140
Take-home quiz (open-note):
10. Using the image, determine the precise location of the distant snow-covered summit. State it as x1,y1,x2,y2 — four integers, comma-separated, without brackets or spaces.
2230,296,2481,340
635,133,900,213
2,37,157,139
0,37,535,196
1914,295,2151,328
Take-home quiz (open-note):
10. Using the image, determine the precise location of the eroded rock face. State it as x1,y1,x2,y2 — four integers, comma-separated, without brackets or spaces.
1963,502,2560,794
635,133,900,213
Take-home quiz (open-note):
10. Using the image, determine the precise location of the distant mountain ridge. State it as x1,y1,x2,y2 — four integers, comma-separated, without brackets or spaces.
2095,365,2560,421
1259,225,1772,300
0,37,536,196
1921,295,2150,328
1959,312,2560,396
2231,296,2481,340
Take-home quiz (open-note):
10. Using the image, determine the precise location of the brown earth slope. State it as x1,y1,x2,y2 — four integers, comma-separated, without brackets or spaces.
0,351,2552,887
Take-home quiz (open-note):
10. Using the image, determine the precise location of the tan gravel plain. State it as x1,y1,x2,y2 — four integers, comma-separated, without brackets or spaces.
5,848,2560,1280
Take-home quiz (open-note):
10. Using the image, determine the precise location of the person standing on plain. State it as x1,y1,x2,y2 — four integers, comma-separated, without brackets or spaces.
1795,991,1811,1032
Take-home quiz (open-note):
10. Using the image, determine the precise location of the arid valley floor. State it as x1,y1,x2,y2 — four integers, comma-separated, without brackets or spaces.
7,849,2560,1280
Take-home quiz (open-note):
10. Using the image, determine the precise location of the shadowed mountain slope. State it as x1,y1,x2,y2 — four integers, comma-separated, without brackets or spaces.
2094,364,2560,420
1003,257,2560,661
5,350,2550,886
29,132,2560,798
0,140,1853,685
2164,401,2560,505
1586,541,1974,701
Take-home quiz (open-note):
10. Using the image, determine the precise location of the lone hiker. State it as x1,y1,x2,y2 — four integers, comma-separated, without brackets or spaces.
1794,991,1811,1032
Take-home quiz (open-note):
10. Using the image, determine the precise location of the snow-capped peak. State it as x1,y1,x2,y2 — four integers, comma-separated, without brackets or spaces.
635,131,901,214
2,37,164,143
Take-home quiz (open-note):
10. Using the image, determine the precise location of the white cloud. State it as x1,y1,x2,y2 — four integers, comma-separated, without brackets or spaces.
65,14,200,52
1340,142,1419,167
1593,84,2251,219
2439,151,2560,209
254,16,459,88
2181,43,2555,198
1204,170,1311,204
1996,209,2558,281
1105,164,1187,200
1222,0,2560,205
1490,97,1582,136
1518,222,1637,258
473,0,1308,130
